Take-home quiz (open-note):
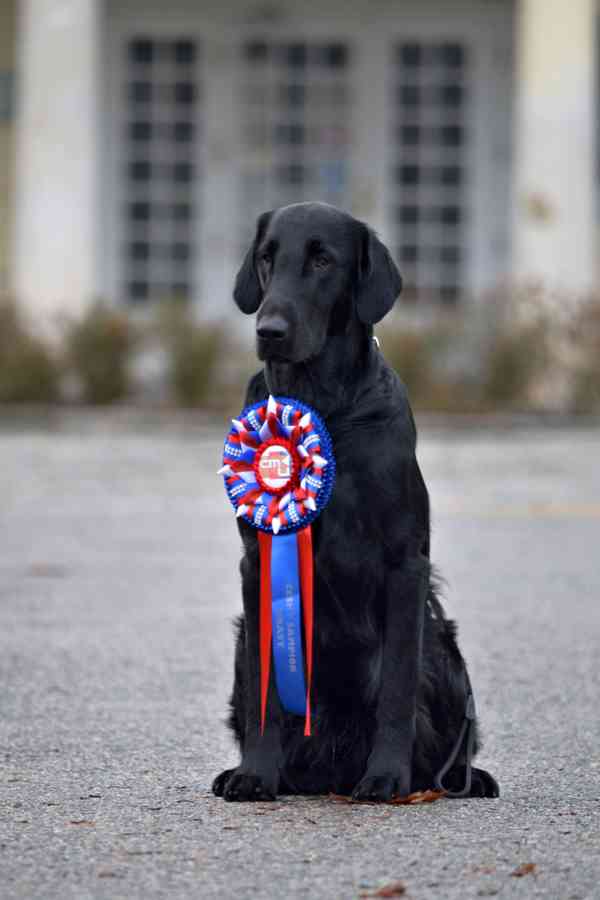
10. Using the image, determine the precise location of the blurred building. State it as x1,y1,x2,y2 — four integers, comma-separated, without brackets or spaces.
0,0,597,323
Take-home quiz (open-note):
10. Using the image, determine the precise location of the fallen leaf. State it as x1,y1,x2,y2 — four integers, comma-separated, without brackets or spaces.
330,789,446,806
360,881,406,897
392,790,445,805
68,819,95,826
27,563,68,579
510,863,537,877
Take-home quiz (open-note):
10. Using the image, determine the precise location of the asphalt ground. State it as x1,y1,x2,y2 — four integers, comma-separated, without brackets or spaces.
1,414,599,899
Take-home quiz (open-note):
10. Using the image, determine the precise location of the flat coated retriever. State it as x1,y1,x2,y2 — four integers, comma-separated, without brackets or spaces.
213,202,499,802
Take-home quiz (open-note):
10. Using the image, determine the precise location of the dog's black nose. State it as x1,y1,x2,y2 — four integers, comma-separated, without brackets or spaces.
256,317,288,342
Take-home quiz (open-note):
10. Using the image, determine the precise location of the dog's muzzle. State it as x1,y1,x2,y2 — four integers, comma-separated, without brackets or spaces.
256,314,292,360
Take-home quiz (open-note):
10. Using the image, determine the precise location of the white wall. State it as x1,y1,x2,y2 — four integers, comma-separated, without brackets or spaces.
13,0,101,324
105,0,514,317
513,0,597,297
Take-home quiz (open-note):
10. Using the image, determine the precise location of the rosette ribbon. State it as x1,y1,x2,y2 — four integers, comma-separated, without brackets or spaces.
220,396,335,736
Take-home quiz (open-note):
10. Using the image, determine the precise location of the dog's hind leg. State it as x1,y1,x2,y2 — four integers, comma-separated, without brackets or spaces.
467,767,500,798
439,765,500,798
433,693,500,798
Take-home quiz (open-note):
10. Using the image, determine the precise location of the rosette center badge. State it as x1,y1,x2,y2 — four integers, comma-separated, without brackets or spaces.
256,443,294,492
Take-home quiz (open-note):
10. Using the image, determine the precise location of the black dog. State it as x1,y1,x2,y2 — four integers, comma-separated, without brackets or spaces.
213,202,499,802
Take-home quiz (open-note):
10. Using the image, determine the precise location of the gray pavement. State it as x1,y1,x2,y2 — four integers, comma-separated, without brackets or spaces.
1,413,599,899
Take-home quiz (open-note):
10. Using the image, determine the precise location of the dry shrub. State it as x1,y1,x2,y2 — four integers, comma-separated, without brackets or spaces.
481,321,550,411
65,304,134,404
378,328,435,406
479,289,551,411
156,303,221,407
0,299,59,403
567,296,600,413
380,291,553,413
377,322,473,410
1,287,595,414
379,317,481,412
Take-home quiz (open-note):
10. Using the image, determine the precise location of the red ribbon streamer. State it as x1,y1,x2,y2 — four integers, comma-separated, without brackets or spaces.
257,525,314,737
258,530,272,736
297,526,314,736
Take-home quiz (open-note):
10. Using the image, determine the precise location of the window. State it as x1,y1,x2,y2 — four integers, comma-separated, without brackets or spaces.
121,38,201,303
390,42,470,304
239,40,353,244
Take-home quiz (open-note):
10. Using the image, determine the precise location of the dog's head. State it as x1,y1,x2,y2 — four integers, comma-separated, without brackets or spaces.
233,202,402,363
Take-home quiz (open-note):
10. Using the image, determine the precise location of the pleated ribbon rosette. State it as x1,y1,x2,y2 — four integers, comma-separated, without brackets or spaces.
220,395,335,735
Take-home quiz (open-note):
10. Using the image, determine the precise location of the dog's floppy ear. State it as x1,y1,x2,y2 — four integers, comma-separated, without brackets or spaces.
233,210,273,314
355,224,403,324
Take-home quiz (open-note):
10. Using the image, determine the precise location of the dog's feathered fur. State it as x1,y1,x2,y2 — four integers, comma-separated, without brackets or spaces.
213,203,498,801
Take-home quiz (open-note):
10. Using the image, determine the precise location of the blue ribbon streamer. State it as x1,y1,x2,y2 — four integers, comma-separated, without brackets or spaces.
270,533,307,714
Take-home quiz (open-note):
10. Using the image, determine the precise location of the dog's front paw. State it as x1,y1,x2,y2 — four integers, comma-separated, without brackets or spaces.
351,771,411,803
221,769,278,802
212,768,236,797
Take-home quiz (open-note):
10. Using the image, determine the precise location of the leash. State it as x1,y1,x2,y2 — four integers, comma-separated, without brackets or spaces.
434,692,476,798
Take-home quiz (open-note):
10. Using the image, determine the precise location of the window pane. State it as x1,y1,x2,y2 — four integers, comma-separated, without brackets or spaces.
390,40,468,304
122,38,201,303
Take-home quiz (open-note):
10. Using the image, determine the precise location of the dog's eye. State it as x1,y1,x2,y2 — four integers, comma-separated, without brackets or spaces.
313,254,330,270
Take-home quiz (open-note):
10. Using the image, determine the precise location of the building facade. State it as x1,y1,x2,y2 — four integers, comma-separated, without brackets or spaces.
1,0,598,323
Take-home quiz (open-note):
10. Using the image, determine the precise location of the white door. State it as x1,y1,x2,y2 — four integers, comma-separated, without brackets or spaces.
104,1,513,312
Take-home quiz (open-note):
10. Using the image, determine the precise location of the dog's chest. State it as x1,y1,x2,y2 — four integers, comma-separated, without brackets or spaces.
322,426,399,536
311,467,388,617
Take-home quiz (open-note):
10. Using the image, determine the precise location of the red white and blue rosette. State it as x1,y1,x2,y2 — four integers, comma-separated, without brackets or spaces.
220,395,335,736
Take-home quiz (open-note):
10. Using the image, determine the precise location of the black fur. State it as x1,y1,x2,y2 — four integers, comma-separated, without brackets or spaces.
214,202,499,802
